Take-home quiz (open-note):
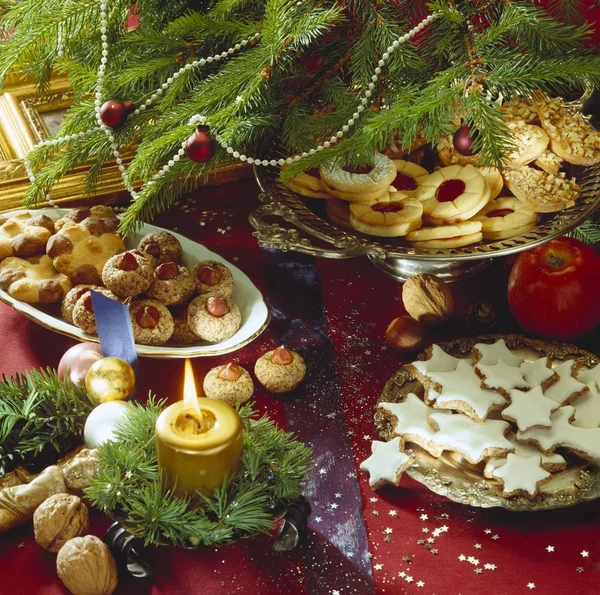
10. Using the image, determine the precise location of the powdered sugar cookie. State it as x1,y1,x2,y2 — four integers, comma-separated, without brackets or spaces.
428,412,514,464
543,360,588,405
390,160,429,197
517,405,600,461
471,197,538,241
475,360,528,397
416,165,490,225
575,362,600,391
360,437,415,490
425,359,507,422
478,166,503,200
520,357,559,390
320,153,396,196
406,221,482,250
378,393,443,457
325,198,351,228
320,180,391,203
534,150,563,176
501,386,559,432
570,382,600,429
349,192,423,237
504,120,549,168
483,435,566,478
491,453,551,498
503,166,580,213
473,339,523,367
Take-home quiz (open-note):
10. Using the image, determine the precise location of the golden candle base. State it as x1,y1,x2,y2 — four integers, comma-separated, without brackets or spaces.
155,398,243,497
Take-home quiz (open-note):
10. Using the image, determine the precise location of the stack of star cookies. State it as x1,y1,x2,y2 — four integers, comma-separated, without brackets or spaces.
361,338,600,499
282,92,596,248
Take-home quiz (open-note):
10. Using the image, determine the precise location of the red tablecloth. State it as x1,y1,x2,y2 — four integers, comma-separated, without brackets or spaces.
0,180,598,595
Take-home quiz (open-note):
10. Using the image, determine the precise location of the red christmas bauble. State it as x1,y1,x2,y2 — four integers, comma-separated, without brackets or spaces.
185,127,215,163
99,100,134,128
453,125,477,156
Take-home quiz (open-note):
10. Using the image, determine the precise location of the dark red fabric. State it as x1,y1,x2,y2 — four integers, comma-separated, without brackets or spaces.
0,180,598,595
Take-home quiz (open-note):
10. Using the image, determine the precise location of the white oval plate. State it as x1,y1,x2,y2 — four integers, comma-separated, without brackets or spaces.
0,208,270,358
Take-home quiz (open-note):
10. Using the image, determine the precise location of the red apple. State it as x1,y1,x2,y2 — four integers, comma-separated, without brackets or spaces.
507,237,600,339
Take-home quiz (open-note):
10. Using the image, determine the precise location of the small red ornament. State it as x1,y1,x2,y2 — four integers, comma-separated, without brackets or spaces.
453,125,477,156
185,126,215,163
99,100,134,128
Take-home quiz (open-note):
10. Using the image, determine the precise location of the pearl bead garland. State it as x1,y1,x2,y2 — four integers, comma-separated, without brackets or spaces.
25,1,438,206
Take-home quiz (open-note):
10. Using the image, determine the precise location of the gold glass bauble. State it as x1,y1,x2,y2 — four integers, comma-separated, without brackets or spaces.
85,357,136,404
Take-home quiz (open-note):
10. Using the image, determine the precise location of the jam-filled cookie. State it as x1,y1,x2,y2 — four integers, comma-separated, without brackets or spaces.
325,198,352,228
416,164,490,225
478,166,503,200
187,293,241,343
349,192,423,237
203,363,254,406
254,346,306,393
406,220,483,249
472,197,538,240
146,262,195,305
102,250,154,298
284,168,331,199
137,231,182,265
191,260,234,298
390,160,428,197
71,288,118,335
129,299,174,345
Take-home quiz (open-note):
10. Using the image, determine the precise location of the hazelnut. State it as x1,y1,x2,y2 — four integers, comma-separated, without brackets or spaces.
116,252,138,271
155,262,180,280
33,494,89,553
217,363,243,381
136,305,160,328
206,296,230,317
271,346,294,365
197,265,223,286
402,274,454,326
385,316,425,352
143,242,161,258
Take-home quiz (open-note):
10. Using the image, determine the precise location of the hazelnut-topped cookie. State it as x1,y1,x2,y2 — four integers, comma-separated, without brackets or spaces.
254,346,306,394
203,363,254,406
61,284,102,324
129,299,174,345
191,260,234,297
187,293,241,342
168,302,200,345
137,231,182,265
102,250,154,298
72,287,117,335
146,262,195,305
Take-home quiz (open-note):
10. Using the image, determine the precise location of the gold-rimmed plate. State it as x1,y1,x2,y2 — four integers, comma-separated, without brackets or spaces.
0,208,270,358
375,334,600,511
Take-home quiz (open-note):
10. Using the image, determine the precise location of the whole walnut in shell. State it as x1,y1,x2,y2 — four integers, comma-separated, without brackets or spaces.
402,273,454,325
57,535,118,595
33,493,89,553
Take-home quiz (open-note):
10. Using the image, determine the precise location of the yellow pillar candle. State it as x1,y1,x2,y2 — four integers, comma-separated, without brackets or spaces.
155,360,243,497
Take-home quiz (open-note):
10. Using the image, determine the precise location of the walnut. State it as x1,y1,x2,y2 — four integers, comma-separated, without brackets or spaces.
33,494,89,553
402,273,454,325
57,535,118,595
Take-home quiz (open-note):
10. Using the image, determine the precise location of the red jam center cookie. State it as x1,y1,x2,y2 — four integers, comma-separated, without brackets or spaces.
393,173,418,191
487,208,514,218
435,179,466,203
372,202,404,213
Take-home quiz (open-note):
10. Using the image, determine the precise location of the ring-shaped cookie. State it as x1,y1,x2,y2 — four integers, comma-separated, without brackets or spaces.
326,198,351,228
406,220,482,242
320,153,396,194
320,180,391,203
391,160,429,197
285,168,331,199
478,166,503,200
416,165,491,225
472,197,538,238
410,231,483,250
349,192,423,237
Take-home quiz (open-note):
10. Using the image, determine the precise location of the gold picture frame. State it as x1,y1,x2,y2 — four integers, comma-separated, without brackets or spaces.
0,76,253,213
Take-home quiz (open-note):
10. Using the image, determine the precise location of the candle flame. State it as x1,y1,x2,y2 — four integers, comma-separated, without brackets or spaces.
183,359,201,413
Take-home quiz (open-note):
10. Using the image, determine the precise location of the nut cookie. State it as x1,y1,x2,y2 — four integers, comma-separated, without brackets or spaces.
203,363,254,406
102,250,154,298
55,206,119,235
0,212,55,260
129,299,174,345
534,149,563,176
503,120,549,168
146,262,195,305
47,221,125,285
168,302,200,345
254,346,306,393
61,284,102,324
137,231,182,265
191,260,234,298
0,254,71,303
187,293,241,342
499,96,539,124
472,197,538,240
72,288,118,335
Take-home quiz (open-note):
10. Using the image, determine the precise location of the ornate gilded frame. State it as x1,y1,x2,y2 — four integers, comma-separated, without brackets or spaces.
0,76,252,213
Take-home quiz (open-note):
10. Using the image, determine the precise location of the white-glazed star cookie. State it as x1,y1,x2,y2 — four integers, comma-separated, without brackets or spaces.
501,386,559,433
543,360,588,405
576,362,600,391
476,360,529,396
570,382,600,429
473,339,523,367
408,344,464,382
491,454,551,498
520,357,558,389
359,437,415,490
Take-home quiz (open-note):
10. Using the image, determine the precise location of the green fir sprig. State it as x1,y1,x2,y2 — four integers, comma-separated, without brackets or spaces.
85,398,312,547
0,368,93,475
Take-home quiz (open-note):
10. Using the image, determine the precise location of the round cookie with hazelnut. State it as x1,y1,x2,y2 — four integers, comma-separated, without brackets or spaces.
187,293,241,342
129,299,174,346
102,250,154,298
254,346,306,394
203,363,254,406
191,260,234,297
62,284,102,324
72,288,118,335
137,231,182,265
169,302,200,345
146,262,195,305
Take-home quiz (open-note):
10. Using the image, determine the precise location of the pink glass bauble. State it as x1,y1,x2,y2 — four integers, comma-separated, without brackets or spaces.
58,342,103,387
453,125,476,156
